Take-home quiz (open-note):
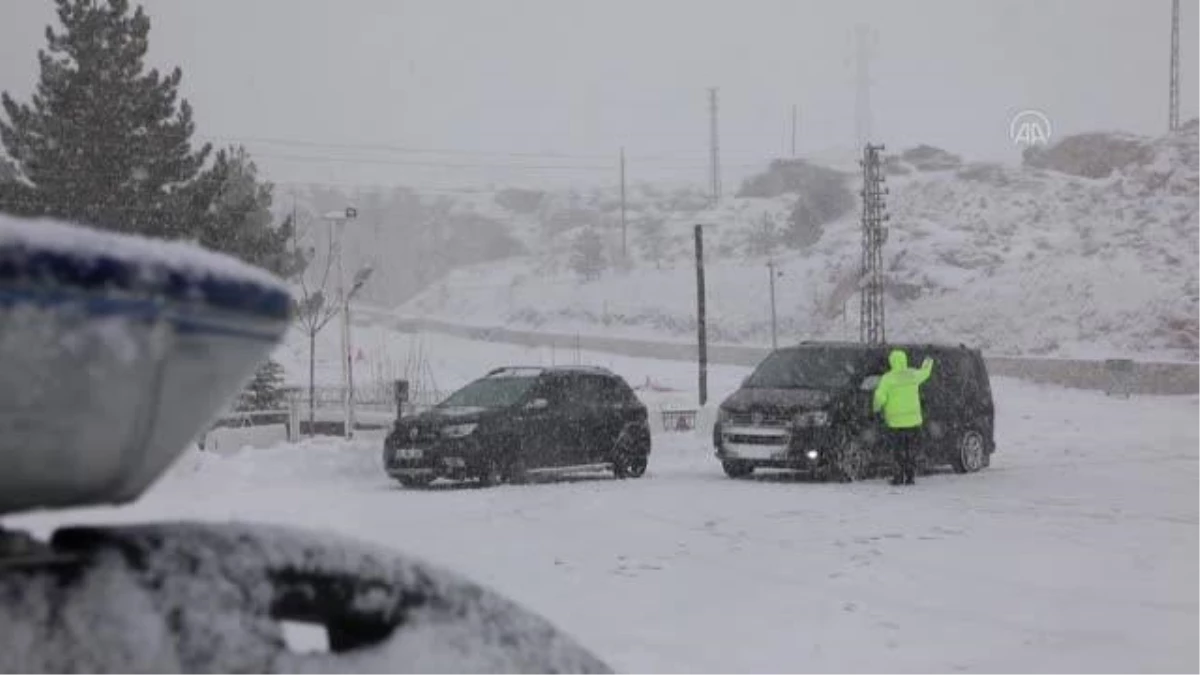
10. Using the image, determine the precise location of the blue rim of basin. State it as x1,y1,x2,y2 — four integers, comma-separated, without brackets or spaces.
0,218,292,322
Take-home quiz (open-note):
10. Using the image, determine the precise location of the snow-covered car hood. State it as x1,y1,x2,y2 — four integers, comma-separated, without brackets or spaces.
0,521,611,673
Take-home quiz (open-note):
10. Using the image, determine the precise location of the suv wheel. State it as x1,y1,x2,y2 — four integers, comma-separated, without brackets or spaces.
612,432,649,479
952,429,987,474
722,460,753,478
830,438,869,482
614,455,648,479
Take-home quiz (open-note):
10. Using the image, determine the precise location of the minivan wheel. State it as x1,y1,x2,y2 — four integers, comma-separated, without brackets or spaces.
830,439,869,482
504,456,529,484
952,430,987,474
477,461,505,487
722,460,753,478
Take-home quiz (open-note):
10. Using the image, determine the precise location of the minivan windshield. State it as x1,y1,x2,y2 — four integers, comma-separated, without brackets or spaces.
437,376,538,408
743,348,863,390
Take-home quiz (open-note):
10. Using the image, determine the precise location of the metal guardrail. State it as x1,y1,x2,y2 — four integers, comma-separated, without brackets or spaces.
208,380,456,442
286,385,449,408
207,406,395,442
661,409,698,432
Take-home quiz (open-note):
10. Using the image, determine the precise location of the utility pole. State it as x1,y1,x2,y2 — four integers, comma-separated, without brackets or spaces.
1169,0,1180,131
334,223,351,437
694,225,708,406
791,104,797,157
859,144,888,345
708,87,721,206
620,147,627,260
767,259,779,350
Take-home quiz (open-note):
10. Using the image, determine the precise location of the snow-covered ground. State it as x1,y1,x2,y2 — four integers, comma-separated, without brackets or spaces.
9,339,1198,672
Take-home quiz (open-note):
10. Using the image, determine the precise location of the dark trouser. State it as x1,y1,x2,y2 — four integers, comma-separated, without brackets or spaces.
887,427,921,484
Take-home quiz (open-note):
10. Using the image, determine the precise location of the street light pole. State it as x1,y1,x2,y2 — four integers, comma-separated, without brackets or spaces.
324,207,358,439
339,250,352,438
768,259,779,350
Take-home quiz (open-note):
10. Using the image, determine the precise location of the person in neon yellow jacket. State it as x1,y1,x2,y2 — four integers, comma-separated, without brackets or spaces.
872,349,934,485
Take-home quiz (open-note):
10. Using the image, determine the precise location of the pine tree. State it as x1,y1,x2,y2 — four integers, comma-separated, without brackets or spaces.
570,227,606,281
237,358,287,412
179,146,303,277
0,0,211,236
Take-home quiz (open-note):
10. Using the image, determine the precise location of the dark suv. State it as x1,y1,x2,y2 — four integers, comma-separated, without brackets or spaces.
713,341,995,481
384,366,652,487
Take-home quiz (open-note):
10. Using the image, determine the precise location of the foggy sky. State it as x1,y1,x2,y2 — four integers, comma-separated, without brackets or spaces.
1,0,1197,190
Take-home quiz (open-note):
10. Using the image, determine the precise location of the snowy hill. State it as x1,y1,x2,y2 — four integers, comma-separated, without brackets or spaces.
394,124,1199,362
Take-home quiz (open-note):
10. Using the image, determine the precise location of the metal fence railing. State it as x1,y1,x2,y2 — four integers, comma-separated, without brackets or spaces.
285,385,450,408
660,409,698,432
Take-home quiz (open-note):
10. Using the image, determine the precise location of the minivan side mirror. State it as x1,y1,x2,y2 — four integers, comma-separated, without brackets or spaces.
525,398,549,410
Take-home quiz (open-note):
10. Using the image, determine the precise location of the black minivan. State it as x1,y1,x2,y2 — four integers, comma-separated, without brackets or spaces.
384,366,652,487
713,341,995,481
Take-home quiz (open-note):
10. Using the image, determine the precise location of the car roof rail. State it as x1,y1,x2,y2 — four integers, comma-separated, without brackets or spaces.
547,364,615,375
485,366,546,377
485,364,618,378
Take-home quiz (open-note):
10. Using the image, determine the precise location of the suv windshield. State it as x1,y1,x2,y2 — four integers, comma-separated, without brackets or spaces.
743,348,862,390
438,376,538,409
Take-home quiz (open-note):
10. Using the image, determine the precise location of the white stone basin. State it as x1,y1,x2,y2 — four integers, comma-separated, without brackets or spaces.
0,215,291,515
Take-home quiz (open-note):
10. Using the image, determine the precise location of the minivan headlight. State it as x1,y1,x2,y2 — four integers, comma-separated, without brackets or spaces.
441,423,478,439
794,410,830,427
718,408,733,424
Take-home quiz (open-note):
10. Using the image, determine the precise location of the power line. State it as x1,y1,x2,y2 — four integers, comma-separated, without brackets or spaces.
196,134,786,162
5,132,792,169
200,135,616,161
5,153,771,176
249,151,615,171
256,150,771,172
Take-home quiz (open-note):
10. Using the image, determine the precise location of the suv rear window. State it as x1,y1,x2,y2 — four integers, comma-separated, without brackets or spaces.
743,348,863,390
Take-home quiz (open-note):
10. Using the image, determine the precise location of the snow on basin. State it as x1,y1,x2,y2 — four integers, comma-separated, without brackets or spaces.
0,520,611,673
0,215,291,515
9,370,1196,673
